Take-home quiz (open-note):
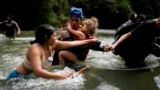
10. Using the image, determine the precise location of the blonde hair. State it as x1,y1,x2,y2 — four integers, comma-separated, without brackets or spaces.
82,16,99,36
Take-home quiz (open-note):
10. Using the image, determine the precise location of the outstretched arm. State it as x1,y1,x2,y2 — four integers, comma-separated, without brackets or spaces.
104,32,132,52
75,41,104,51
56,39,98,50
0,21,6,24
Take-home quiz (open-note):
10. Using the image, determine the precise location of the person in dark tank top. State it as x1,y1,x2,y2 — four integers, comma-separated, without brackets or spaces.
0,15,21,39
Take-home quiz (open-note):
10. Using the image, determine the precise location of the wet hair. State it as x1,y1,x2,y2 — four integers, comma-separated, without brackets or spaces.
136,14,147,22
129,12,137,23
7,15,14,20
82,16,99,36
30,24,56,45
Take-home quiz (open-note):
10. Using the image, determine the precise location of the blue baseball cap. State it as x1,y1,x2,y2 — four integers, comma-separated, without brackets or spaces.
70,7,83,18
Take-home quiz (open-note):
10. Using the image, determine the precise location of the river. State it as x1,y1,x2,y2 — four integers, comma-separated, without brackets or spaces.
0,29,160,90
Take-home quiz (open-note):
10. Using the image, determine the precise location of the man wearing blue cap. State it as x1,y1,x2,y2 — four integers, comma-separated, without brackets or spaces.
52,7,102,71
52,7,84,67
60,7,83,41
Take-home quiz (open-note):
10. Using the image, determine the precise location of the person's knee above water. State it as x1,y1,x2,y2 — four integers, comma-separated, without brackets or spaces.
6,24,98,80
103,16,160,68
58,16,99,67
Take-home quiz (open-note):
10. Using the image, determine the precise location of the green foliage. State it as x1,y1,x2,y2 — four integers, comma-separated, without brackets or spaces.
0,0,160,30
80,0,133,28
129,0,160,19
116,0,133,15
35,0,70,27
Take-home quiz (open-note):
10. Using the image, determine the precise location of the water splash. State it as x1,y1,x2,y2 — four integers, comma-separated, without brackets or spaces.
0,34,8,41
0,72,5,79
96,82,120,90
0,67,87,90
87,50,125,69
14,37,34,41
87,50,159,70
154,75,160,89
87,72,120,90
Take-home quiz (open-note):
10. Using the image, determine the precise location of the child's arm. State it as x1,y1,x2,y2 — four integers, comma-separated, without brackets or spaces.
67,23,86,40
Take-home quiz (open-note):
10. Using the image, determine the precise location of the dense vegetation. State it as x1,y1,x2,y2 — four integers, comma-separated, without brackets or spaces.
0,0,160,30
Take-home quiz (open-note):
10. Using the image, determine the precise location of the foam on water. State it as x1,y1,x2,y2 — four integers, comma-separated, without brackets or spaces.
86,71,120,90
0,67,87,90
0,34,7,41
96,82,120,90
0,34,34,41
14,37,34,41
0,72,5,79
1,32,160,89
87,51,125,68
87,50,160,70
154,74,160,89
